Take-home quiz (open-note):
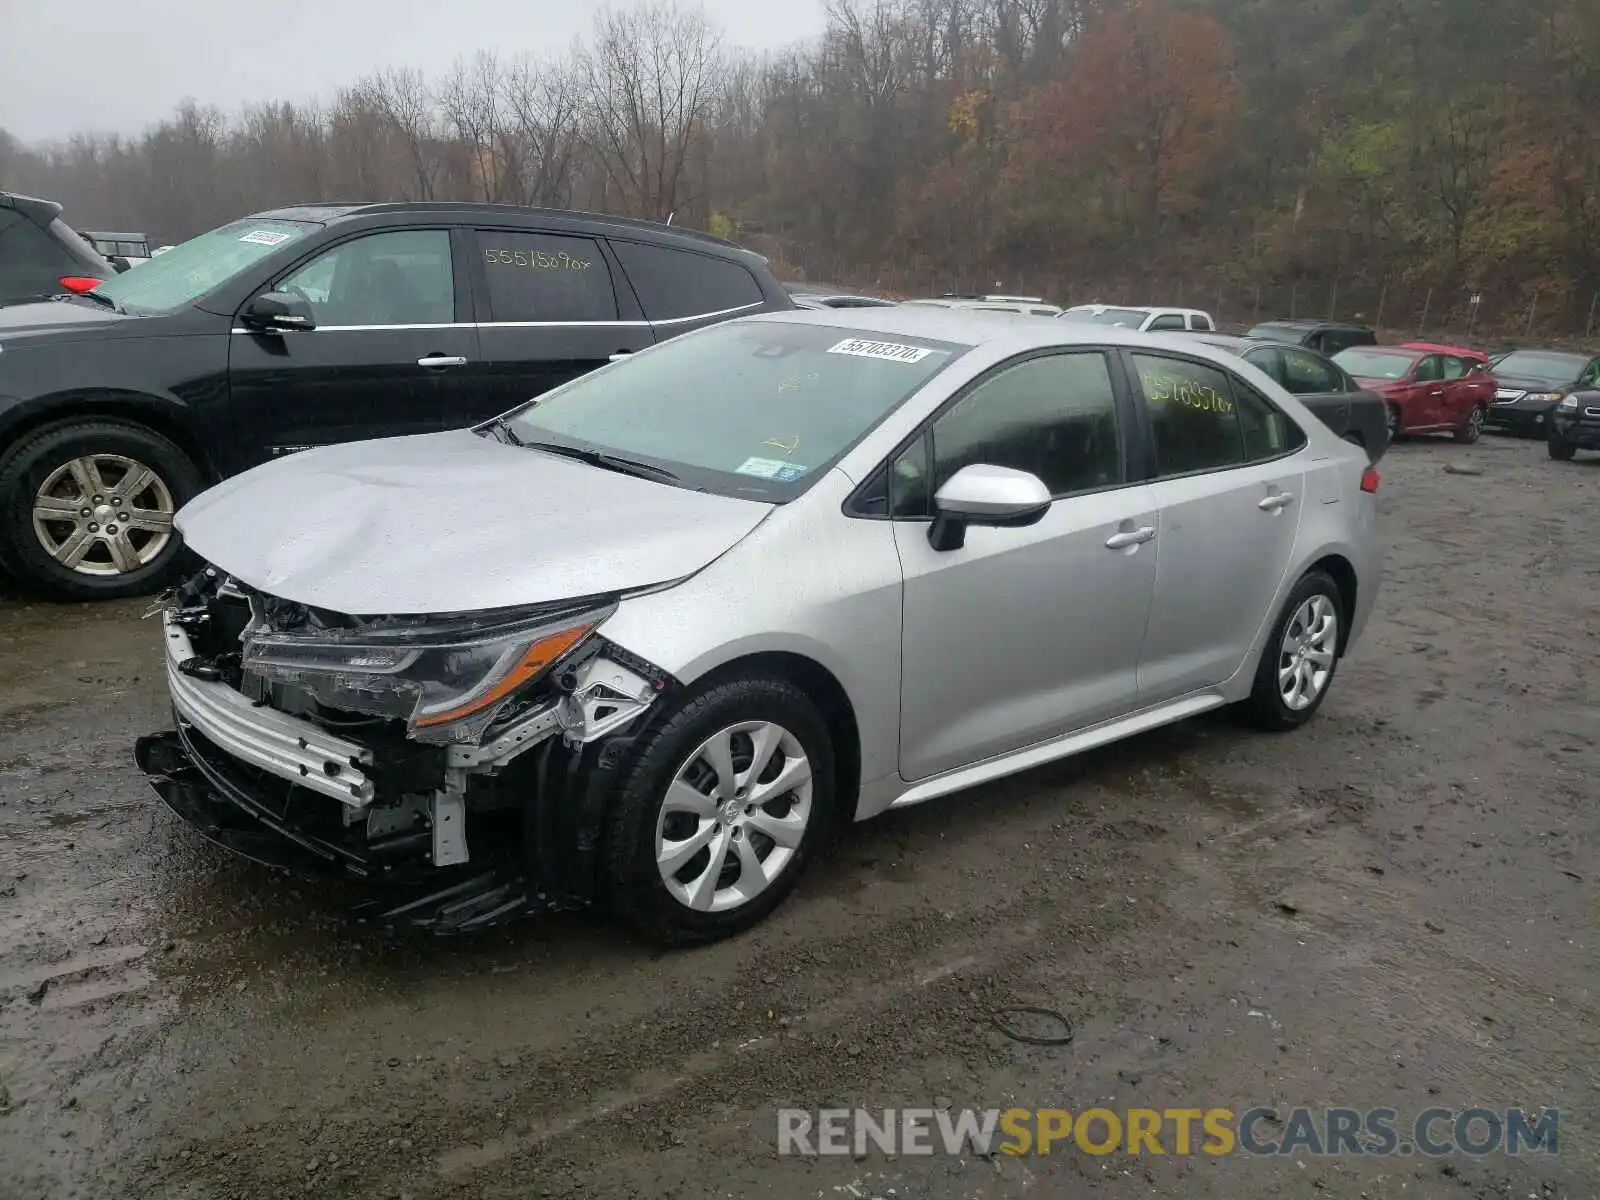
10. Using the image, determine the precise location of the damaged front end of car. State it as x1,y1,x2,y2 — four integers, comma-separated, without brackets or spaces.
134,566,673,932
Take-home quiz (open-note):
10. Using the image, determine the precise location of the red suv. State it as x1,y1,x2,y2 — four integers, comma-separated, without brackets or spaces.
1332,343,1496,444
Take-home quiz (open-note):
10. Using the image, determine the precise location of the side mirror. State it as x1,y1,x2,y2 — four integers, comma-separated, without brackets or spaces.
109,256,133,274
928,463,1052,551
241,290,316,333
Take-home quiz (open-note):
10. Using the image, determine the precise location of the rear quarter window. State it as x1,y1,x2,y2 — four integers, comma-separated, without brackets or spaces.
610,240,764,322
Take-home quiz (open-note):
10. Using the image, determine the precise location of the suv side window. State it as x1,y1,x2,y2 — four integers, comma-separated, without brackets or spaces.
1440,355,1468,381
1190,313,1214,331
610,240,763,321
1412,355,1443,383
474,231,617,322
1146,313,1186,332
1280,347,1342,395
890,352,1122,518
280,229,454,327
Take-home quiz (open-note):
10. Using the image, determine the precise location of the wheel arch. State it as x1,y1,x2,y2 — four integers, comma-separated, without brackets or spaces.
686,650,863,824
1304,552,1358,655
0,391,215,482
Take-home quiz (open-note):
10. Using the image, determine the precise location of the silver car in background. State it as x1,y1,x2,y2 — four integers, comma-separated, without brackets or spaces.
136,309,1383,945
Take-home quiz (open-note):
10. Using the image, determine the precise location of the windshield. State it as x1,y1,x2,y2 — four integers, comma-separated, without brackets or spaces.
1063,307,1149,328
93,218,318,314
502,320,965,500
1487,351,1587,385
1333,348,1418,380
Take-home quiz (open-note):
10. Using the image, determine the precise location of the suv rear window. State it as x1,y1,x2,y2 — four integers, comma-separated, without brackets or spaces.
610,240,764,322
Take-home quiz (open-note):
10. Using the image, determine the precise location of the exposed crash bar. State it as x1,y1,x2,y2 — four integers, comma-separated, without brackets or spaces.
162,614,375,805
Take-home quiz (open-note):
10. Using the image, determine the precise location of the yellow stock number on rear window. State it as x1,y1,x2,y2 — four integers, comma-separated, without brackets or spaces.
1140,371,1233,415
483,248,593,270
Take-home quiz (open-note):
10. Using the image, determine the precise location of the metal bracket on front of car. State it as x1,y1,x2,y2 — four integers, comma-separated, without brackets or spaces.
555,654,660,747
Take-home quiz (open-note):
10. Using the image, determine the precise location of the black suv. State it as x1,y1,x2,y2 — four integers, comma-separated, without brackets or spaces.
0,192,116,306
0,202,793,600
1245,319,1378,357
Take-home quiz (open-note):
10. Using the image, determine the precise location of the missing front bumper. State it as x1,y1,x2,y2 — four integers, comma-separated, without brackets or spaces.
135,720,637,933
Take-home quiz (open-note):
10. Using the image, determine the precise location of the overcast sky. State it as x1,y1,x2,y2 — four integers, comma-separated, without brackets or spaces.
0,0,827,144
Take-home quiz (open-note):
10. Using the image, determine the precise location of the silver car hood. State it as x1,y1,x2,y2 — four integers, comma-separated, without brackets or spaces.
176,429,773,616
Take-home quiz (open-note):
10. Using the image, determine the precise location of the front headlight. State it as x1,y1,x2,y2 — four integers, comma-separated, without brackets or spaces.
241,602,613,743
1557,394,1579,410
1526,392,1563,405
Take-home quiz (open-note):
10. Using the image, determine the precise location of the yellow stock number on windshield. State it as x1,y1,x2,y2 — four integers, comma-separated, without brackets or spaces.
1141,372,1233,415
483,248,593,270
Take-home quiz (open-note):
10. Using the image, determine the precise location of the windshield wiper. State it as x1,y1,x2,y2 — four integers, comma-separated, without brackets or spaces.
519,439,681,485
66,289,123,313
482,415,524,446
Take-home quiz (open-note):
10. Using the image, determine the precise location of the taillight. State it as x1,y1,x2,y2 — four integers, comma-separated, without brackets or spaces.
1360,466,1381,493
58,276,103,293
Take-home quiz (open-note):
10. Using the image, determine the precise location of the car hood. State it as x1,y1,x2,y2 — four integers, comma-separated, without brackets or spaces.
176,429,775,616
1492,373,1574,393
0,297,139,348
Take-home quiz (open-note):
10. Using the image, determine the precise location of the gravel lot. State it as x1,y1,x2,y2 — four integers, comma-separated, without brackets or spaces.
1,435,1596,1200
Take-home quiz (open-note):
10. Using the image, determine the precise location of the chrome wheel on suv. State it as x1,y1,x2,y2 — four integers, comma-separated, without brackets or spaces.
31,453,175,575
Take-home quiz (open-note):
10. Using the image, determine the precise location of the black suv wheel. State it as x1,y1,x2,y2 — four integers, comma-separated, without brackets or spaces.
0,419,202,600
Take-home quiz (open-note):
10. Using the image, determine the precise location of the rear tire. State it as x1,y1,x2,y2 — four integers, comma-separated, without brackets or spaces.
1548,437,1576,461
603,674,835,947
1453,405,1485,443
1241,571,1345,732
0,419,202,601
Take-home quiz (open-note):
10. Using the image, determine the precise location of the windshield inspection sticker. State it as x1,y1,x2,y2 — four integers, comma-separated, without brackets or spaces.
774,464,808,481
827,337,934,364
238,229,292,247
735,456,789,479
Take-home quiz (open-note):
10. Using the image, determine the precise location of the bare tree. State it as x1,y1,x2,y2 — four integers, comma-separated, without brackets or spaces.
357,67,442,200
504,53,585,208
578,2,726,219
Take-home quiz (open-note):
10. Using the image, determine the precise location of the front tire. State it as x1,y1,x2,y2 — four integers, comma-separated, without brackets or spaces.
1242,571,1345,731
603,674,835,946
0,419,202,601
1386,404,1402,442
1548,437,1576,461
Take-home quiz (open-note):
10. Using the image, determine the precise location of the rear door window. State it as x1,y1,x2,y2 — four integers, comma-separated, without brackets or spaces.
1189,313,1214,330
609,240,764,322
1145,313,1186,331
475,230,618,323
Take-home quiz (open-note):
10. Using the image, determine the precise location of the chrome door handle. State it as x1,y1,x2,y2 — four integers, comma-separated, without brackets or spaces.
1104,526,1156,549
609,351,633,362
1259,492,1296,511
418,355,468,368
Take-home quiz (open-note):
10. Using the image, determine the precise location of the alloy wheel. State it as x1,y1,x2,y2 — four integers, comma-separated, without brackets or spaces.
655,720,814,912
1278,594,1338,711
31,454,175,576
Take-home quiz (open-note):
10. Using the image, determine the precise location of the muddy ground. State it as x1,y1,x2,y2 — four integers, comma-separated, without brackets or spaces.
1,435,1596,1200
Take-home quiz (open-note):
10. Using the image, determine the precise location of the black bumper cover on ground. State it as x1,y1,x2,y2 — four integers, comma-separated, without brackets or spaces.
135,721,631,934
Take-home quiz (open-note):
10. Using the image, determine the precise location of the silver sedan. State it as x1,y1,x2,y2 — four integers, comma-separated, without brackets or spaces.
137,308,1383,945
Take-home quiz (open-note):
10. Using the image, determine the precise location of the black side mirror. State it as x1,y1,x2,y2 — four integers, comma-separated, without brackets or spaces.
241,290,316,333
109,256,133,274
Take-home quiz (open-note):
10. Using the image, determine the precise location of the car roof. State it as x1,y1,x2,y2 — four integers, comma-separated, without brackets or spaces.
246,201,752,256
1399,341,1486,358
742,305,1239,359
1254,318,1372,333
0,191,65,224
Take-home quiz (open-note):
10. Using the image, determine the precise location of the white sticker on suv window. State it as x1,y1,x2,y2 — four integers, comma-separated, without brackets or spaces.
826,337,933,364
734,456,788,478
239,229,292,246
